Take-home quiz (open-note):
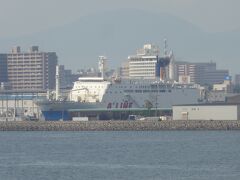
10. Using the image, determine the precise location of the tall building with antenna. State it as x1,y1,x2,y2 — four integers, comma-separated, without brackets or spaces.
127,41,173,80
128,44,160,79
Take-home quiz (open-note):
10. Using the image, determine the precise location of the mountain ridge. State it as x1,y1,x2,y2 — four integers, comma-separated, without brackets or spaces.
0,9,239,74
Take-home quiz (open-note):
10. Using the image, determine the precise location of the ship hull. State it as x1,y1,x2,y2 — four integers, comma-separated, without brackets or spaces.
36,101,102,111
36,100,102,120
41,110,70,121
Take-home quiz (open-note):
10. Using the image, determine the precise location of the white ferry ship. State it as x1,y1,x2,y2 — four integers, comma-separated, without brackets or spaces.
36,76,201,120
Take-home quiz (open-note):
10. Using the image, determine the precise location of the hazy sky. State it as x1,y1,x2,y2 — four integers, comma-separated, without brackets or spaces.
0,0,239,38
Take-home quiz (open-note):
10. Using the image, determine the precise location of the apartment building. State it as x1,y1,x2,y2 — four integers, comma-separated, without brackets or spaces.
234,74,240,85
175,61,229,85
58,65,79,89
3,46,57,90
0,54,8,84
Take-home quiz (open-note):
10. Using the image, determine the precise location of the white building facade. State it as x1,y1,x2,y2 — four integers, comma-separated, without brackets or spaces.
127,43,175,80
173,104,240,120
128,44,159,79
129,55,158,79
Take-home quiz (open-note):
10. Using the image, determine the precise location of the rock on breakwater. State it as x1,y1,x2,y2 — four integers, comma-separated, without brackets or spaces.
0,120,239,131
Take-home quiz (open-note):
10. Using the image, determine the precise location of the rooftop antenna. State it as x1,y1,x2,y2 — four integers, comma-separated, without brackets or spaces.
164,38,168,56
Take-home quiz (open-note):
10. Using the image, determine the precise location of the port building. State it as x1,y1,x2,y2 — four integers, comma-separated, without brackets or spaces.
173,104,240,120
0,91,46,121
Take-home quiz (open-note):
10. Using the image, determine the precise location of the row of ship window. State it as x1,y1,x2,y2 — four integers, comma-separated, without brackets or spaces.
76,86,104,89
105,89,172,93
76,85,169,89
119,85,170,89
76,85,166,89
124,89,171,93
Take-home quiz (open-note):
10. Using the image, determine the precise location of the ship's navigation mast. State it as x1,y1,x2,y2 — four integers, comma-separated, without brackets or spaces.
55,65,60,101
98,56,107,79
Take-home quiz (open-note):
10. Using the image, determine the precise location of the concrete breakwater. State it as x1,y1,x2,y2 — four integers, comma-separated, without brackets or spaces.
0,120,240,131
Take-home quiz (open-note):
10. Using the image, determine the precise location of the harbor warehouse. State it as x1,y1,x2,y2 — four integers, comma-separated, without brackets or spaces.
173,104,240,120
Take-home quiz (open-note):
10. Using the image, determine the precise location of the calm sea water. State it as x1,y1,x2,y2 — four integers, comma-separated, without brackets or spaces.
0,131,239,180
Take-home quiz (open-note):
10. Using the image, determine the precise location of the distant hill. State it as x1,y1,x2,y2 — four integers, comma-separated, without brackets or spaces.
0,9,239,74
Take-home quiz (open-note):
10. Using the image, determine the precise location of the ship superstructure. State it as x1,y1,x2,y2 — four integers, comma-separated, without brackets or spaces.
70,77,200,109
70,77,110,103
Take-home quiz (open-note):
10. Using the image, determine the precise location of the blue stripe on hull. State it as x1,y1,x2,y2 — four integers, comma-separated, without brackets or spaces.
42,111,71,121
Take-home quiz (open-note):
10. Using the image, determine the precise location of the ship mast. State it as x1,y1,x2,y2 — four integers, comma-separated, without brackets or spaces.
98,56,107,79
55,65,60,101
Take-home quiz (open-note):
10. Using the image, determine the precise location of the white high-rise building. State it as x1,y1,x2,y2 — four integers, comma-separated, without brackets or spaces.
168,51,176,81
128,56,158,79
128,44,160,79
127,43,174,80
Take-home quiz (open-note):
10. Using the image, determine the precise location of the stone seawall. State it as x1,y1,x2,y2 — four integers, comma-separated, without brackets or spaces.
0,120,239,131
